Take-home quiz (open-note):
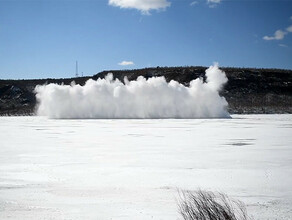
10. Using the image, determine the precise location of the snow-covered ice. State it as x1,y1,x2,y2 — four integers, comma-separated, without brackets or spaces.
0,115,291,219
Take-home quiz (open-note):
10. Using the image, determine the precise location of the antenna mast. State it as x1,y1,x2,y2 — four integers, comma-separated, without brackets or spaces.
75,61,78,77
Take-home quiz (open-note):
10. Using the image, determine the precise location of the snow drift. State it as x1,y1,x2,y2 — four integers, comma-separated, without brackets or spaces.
35,63,230,119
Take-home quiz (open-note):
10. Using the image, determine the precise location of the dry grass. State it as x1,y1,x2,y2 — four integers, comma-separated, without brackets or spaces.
177,190,251,220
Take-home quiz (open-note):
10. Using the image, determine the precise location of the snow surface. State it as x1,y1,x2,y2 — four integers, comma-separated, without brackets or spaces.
0,115,291,220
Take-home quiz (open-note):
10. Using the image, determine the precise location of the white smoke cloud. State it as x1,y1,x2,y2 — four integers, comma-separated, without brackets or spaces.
35,64,230,119
108,0,171,14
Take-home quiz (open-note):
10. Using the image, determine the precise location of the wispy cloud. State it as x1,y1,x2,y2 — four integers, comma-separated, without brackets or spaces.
190,1,198,6
118,61,134,66
263,17,292,41
286,25,292,33
207,0,221,8
208,0,221,3
108,0,171,15
279,44,288,48
263,30,287,41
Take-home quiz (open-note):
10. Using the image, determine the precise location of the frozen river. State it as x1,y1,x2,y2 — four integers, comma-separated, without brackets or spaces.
0,115,291,220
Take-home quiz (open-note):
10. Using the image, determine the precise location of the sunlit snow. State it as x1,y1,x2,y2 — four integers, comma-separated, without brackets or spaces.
0,115,291,219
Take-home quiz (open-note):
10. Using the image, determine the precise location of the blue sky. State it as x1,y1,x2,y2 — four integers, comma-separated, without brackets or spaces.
0,0,292,79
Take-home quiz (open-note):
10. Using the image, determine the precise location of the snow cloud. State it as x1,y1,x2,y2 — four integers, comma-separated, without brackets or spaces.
35,63,230,119
108,0,171,14
118,61,134,66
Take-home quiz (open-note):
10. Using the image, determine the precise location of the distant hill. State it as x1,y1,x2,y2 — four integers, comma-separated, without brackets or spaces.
0,66,291,115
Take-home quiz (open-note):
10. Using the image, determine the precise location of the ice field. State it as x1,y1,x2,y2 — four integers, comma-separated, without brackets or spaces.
0,115,291,219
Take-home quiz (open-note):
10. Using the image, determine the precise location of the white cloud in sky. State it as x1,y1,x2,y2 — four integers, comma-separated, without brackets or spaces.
279,44,288,48
108,0,171,14
286,25,292,32
208,0,221,3
207,0,221,8
190,1,198,6
263,16,292,41
118,61,134,66
263,30,286,41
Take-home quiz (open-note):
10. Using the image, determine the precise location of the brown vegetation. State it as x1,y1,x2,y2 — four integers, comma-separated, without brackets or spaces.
177,190,251,220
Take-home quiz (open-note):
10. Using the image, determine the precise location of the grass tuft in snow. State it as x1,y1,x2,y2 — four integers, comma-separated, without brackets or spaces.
177,190,251,220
